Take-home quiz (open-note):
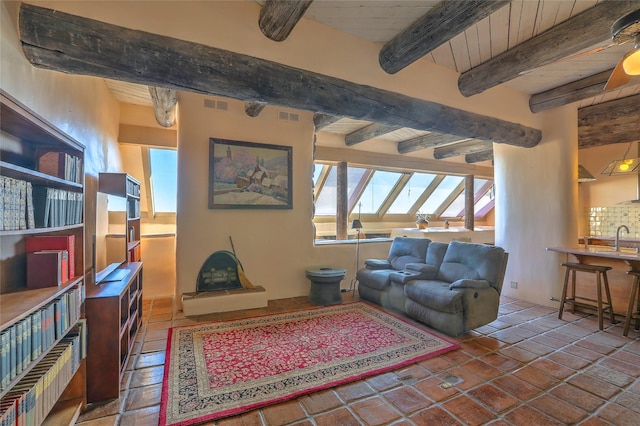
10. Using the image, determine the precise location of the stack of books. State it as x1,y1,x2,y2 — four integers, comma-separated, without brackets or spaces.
0,177,33,231
25,235,76,288
0,286,83,393
37,151,83,184
0,177,83,231
0,320,86,425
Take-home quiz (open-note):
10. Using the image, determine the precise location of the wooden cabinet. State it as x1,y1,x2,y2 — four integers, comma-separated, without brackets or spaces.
99,173,141,262
84,262,143,402
0,90,87,424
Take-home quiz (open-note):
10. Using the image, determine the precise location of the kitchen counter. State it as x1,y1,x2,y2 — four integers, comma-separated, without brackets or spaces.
547,246,639,316
547,246,640,265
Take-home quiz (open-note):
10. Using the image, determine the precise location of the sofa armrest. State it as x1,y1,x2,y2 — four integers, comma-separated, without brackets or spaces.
449,279,491,290
364,259,392,270
405,263,438,275
389,264,438,284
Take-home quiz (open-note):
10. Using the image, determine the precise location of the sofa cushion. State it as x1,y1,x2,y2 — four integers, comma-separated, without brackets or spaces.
404,280,463,314
356,268,394,291
426,241,448,268
436,241,505,288
387,237,430,270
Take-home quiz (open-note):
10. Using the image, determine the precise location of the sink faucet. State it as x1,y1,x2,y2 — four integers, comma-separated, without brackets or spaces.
615,225,630,251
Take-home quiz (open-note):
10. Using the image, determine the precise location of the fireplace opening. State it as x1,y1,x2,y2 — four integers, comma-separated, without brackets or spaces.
196,250,243,292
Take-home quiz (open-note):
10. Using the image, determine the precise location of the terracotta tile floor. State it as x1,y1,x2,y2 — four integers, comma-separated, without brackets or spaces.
76,294,640,425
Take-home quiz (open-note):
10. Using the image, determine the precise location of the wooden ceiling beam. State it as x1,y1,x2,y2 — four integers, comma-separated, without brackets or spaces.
397,133,468,154
530,70,640,113
578,94,640,127
465,150,493,164
345,123,401,146
313,113,341,130
458,1,639,97
578,94,640,148
18,3,541,148
379,0,509,74
434,140,493,159
258,0,313,42
244,101,267,117
148,87,177,127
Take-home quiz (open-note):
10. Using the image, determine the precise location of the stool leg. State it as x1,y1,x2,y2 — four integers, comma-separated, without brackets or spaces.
602,271,616,325
635,287,640,331
624,276,639,337
559,266,570,320
570,269,576,315
596,271,604,330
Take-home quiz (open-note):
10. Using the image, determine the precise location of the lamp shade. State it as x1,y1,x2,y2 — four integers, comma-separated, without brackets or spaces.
601,158,640,175
622,47,640,75
351,219,363,229
578,164,596,182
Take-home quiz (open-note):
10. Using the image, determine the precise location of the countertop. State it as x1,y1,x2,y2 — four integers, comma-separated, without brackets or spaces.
547,246,640,261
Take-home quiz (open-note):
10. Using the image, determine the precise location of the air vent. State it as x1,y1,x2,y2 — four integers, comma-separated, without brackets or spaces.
279,111,299,122
204,99,228,110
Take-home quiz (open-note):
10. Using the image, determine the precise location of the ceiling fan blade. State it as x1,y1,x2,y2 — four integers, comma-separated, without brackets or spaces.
604,57,632,90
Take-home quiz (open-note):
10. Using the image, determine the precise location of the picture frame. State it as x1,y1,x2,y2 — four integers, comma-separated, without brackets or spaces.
209,138,293,209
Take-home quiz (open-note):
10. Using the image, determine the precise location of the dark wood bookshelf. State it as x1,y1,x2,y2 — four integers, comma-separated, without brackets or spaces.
85,262,143,402
0,90,87,424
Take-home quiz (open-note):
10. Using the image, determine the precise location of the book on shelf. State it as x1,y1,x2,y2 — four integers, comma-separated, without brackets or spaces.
30,310,42,362
37,151,83,184
25,235,75,280
31,186,83,228
20,317,31,373
26,250,68,289
9,327,16,382
0,330,9,391
26,182,35,229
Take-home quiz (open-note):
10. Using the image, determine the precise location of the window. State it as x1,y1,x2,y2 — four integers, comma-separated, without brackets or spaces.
314,166,337,216
312,162,494,238
418,175,464,215
356,170,402,214
388,172,437,214
149,148,177,213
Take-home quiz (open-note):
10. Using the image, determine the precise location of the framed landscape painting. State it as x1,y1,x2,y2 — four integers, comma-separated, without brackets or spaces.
209,138,293,209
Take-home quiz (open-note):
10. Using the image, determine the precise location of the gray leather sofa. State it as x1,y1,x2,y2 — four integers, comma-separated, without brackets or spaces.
357,238,508,336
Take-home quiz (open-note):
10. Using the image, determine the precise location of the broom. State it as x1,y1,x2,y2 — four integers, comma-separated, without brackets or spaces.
229,236,255,289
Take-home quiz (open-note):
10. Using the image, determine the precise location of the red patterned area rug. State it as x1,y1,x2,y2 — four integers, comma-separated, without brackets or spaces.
159,302,458,426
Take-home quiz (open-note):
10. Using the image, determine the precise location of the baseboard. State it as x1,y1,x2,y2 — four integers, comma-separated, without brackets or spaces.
181,286,267,316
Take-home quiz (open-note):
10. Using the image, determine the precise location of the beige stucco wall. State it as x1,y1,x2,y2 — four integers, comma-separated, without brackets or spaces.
496,106,578,306
4,0,635,309
1,1,121,277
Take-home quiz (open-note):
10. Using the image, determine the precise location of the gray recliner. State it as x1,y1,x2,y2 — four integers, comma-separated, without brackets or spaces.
357,239,508,336
356,237,430,310
404,241,508,336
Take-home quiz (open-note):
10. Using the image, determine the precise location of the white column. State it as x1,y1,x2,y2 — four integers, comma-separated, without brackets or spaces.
494,105,578,307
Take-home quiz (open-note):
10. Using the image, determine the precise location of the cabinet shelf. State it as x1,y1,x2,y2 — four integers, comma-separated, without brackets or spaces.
0,277,84,330
0,161,83,190
0,223,83,237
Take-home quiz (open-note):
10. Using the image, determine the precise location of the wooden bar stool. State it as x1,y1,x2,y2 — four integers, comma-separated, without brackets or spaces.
559,262,615,330
624,271,640,337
